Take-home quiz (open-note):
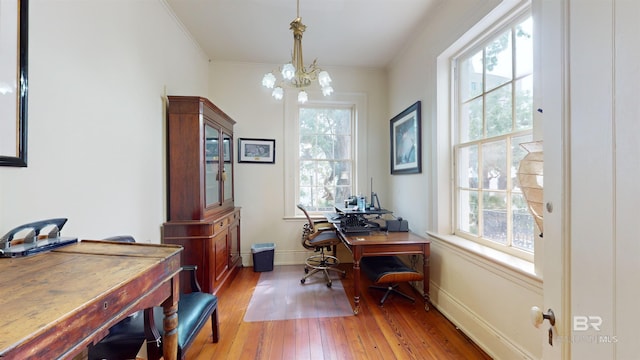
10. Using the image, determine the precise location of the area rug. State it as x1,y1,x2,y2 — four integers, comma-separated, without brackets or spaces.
243,265,354,322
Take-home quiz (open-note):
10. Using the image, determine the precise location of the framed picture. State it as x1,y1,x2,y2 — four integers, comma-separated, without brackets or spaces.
238,138,275,164
0,0,29,167
390,101,421,174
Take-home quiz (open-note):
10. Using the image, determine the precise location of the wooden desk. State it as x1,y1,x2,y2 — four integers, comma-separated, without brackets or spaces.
0,240,182,360
337,229,430,315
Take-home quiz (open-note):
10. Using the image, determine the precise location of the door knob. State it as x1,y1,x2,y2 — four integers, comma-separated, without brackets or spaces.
530,306,555,328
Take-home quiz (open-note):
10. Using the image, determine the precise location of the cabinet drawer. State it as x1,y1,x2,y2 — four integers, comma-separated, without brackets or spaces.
213,218,229,235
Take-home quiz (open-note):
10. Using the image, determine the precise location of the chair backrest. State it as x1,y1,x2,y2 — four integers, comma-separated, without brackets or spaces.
297,205,316,250
297,204,336,250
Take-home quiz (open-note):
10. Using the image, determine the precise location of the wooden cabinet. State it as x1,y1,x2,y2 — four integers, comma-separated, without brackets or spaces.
162,96,242,294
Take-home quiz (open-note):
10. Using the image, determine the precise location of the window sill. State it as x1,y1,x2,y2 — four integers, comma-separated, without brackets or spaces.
426,231,541,283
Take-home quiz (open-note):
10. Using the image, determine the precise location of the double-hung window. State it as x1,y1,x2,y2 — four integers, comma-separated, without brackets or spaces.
297,105,355,212
454,12,534,257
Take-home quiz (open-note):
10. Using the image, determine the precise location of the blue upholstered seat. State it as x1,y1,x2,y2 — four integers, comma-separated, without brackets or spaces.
88,237,219,360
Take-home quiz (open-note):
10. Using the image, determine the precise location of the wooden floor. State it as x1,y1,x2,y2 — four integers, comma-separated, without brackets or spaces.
184,265,492,360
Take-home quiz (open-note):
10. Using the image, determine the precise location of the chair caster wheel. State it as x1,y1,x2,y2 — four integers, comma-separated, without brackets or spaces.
304,268,309,274
327,282,332,288
301,279,306,284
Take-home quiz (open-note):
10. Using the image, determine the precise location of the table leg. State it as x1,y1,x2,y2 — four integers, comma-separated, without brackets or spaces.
423,245,431,311
162,302,179,360
353,249,362,315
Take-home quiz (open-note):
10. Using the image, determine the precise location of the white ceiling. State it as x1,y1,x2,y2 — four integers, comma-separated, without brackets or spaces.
165,0,440,69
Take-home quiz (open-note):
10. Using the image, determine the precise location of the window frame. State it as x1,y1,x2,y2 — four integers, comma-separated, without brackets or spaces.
450,8,535,260
283,91,368,219
427,0,542,262
296,104,356,213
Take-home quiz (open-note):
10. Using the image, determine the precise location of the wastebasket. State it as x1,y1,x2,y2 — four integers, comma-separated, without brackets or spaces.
251,243,275,272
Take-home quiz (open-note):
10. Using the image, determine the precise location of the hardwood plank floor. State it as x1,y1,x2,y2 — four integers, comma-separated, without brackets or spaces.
185,265,491,359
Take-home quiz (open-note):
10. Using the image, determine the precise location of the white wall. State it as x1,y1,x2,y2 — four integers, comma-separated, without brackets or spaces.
208,62,388,265
387,0,543,358
0,0,209,242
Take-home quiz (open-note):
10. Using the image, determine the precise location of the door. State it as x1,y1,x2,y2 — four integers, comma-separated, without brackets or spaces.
537,0,568,357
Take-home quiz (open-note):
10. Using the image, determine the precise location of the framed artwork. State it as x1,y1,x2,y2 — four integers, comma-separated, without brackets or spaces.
0,0,29,167
238,138,275,164
390,101,421,174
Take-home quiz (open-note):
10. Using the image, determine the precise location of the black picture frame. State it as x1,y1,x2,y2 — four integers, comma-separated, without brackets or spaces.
390,101,421,174
238,138,275,164
0,0,28,167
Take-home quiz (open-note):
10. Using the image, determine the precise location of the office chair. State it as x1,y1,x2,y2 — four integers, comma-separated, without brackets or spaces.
88,236,219,360
298,204,346,287
360,255,424,305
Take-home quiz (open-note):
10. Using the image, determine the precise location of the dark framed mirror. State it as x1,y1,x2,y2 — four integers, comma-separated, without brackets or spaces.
0,0,29,167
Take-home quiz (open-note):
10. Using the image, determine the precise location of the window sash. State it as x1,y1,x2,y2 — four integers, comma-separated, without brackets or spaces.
453,13,534,257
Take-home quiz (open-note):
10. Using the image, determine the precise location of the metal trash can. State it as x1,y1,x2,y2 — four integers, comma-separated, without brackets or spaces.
251,243,275,272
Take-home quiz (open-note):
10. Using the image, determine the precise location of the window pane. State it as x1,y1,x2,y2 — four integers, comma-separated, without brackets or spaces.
334,135,351,160
485,84,513,138
515,75,533,130
459,50,483,102
485,30,512,91
515,17,533,77
298,106,353,211
482,191,507,244
482,140,507,190
458,190,479,235
460,97,483,142
512,193,535,251
511,134,533,191
458,145,478,189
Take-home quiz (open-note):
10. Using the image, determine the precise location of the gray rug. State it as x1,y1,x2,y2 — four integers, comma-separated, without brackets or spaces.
243,265,354,322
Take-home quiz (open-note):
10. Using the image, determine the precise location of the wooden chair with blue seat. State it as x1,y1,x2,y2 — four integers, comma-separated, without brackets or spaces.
88,236,219,360
359,255,424,305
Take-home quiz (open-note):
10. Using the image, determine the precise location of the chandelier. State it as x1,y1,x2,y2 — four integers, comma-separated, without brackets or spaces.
261,0,333,104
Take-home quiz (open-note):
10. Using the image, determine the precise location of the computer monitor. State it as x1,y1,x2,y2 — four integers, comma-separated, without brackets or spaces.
369,178,381,210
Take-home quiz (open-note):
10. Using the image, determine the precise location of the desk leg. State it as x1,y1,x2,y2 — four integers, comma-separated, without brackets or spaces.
162,302,179,360
353,248,362,315
423,245,431,311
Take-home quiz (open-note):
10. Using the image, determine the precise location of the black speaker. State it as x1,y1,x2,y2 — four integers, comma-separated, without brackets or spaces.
386,218,409,232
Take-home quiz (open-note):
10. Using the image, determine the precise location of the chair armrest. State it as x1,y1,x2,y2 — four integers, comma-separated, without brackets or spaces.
182,265,202,293
313,220,334,232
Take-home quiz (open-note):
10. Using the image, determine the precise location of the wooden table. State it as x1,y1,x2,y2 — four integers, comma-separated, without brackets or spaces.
337,229,430,315
0,240,182,360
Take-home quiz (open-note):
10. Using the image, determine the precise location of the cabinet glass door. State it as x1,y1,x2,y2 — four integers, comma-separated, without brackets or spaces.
205,124,220,206
223,132,233,202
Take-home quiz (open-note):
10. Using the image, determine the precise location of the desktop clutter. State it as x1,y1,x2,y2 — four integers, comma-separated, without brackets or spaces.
333,194,408,234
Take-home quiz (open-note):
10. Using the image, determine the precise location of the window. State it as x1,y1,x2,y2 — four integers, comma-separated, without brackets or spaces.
297,106,354,212
454,13,534,257
284,92,366,218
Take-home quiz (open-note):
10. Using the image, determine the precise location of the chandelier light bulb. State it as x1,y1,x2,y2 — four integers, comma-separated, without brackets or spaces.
298,90,308,104
272,87,284,100
321,85,334,96
262,73,276,88
318,71,332,87
282,63,296,80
